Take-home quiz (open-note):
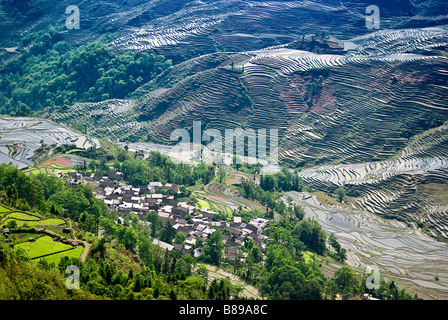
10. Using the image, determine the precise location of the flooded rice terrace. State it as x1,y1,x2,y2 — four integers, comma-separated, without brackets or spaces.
3,118,447,299
0,116,100,169
285,191,448,299
131,140,448,299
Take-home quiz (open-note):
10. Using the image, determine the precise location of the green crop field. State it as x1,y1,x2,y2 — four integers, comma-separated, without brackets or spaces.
196,199,210,209
303,251,321,264
0,205,10,213
15,235,73,259
0,205,11,220
1,219,40,228
7,211,41,221
40,218,66,226
37,246,83,265
12,232,46,244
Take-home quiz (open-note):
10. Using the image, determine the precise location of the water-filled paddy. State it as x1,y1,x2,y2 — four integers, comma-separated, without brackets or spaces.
285,191,448,299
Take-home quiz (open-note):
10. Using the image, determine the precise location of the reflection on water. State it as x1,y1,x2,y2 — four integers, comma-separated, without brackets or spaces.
285,191,448,299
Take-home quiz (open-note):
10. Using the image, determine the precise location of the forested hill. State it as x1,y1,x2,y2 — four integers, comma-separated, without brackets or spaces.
0,30,171,116
0,152,416,300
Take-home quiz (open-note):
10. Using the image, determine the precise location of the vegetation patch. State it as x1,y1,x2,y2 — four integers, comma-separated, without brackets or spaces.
37,246,83,265
10,232,46,244
6,211,41,221
0,31,172,116
196,199,210,209
302,251,321,264
2,219,39,228
15,235,74,259
0,205,11,213
312,191,350,209
39,218,66,226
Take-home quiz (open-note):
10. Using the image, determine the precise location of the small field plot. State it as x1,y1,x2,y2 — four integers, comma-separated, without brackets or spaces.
25,154,83,175
1,219,40,228
302,251,322,264
12,232,46,244
6,211,41,221
0,205,11,219
39,218,66,226
37,246,83,265
1,211,42,227
196,199,210,209
15,235,73,259
0,205,10,213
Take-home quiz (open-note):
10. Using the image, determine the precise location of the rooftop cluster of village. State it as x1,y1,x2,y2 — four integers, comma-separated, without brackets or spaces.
63,169,271,265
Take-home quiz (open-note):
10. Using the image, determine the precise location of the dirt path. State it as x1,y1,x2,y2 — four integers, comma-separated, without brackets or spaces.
70,221,91,263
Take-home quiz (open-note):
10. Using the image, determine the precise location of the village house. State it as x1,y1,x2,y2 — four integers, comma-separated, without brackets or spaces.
200,207,218,222
163,183,179,192
224,247,243,266
152,239,174,251
148,181,163,193
163,195,178,206
75,169,271,264
172,205,190,219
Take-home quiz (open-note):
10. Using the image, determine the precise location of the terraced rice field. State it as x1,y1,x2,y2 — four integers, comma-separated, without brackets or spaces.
111,0,319,53
0,116,100,169
36,246,83,265
109,0,387,58
51,100,142,143
24,154,85,176
0,207,82,264
15,235,78,260
285,191,448,299
241,42,443,76
294,120,448,237
53,22,448,169
0,211,66,229
204,180,266,212
110,24,448,172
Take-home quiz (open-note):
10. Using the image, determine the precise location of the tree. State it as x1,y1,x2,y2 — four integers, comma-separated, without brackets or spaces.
91,238,107,260
88,160,97,172
293,218,326,254
99,217,116,238
145,210,160,238
6,219,17,229
248,245,262,264
120,227,138,252
159,221,176,244
335,186,346,203
202,230,224,266
328,233,340,252
334,266,361,299
260,175,276,192
217,166,227,184
138,235,154,268
293,204,305,221
175,232,186,245
207,278,231,300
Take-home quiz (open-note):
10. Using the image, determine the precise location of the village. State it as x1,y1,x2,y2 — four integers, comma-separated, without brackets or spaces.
63,169,271,266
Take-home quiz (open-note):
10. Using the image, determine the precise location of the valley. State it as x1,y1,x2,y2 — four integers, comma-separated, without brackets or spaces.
3,115,448,298
1,0,448,302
